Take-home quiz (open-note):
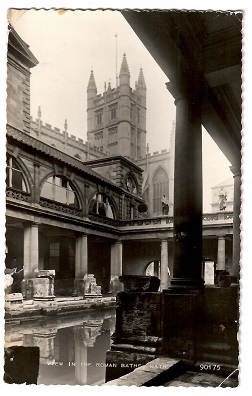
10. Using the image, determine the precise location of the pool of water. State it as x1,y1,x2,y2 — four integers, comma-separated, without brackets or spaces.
5,308,116,385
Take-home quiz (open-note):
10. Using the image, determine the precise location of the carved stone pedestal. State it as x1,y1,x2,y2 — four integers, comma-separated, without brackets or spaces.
105,276,162,382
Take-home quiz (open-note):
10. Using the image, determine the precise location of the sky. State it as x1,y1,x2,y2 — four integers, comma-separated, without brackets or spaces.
7,8,235,212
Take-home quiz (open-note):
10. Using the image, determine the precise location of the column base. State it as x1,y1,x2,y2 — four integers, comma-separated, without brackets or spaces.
169,277,205,290
162,290,203,359
21,279,35,300
162,286,239,364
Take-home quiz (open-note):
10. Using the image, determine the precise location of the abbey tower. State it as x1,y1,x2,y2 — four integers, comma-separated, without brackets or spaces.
87,54,147,160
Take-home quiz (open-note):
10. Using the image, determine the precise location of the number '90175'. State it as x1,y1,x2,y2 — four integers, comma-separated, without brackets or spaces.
200,364,221,371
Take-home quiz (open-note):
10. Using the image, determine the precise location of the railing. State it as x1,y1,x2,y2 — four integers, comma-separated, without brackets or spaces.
88,214,119,227
6,189,233,230
120,216,173,227
39,198,82,217
120,212,233,228
6,188,30,203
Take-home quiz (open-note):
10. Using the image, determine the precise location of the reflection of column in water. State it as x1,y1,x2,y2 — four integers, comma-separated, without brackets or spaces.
32,329,57,365
109,316,116,336
73,320,102,385
73,326,88,385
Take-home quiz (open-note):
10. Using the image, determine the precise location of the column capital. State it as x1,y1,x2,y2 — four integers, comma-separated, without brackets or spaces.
31,222,39,227
217,235,226,240
166,73,204,105
230,164,241,178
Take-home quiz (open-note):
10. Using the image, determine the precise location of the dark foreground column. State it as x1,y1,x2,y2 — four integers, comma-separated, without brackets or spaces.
167,80,204,289
230,164,241,281
162,78,204,360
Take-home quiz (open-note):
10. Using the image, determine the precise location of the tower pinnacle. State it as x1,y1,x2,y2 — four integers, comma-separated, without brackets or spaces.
119,53,130,77
87,69,97,93
137,67,146,88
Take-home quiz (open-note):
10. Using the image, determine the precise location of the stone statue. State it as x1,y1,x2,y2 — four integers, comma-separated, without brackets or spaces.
219,189,227,211
161,195,169,215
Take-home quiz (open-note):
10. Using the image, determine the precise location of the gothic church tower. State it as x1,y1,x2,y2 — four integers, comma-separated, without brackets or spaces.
87,54,147,160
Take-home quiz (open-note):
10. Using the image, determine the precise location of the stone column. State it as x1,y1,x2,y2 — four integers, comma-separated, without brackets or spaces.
217,236,226,271
230,164,241,280
166,79,204,289
153,260,159,277
75,234,88,295
110,241,123,294
160,240,169,290
33,162,40,204
23,223,39,278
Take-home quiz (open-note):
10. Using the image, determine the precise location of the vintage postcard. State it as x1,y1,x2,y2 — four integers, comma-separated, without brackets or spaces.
2,3,246,391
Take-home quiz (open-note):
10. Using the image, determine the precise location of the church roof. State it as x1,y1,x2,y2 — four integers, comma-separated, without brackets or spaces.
212,177,234,189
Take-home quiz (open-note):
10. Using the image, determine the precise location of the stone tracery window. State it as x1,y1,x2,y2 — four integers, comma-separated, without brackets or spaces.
89,193,115,219
41,175,79,207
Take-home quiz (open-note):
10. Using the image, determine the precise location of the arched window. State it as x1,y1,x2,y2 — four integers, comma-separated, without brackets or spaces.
153,167,169,215
89,193,115,219
41,175,79,207
6,156,27,192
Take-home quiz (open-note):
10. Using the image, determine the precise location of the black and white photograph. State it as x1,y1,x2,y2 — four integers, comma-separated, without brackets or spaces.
1,1,250,392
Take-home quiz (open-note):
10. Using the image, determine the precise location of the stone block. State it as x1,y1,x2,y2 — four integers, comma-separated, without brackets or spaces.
162,291,203,359
33,277,55,301
5,293,23,311
35,270,55,278
115,291,162,338
83,274,102,297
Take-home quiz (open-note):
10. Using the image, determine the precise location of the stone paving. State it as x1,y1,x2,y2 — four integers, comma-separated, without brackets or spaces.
104,357,238,387
5,295,116,321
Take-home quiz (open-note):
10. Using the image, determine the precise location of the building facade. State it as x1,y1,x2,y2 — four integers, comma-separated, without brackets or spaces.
5,24,235,301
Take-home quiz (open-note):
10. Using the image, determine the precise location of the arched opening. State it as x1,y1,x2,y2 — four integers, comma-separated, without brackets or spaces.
41,175,79,207
6,156,28,192
145,260,160,278
89,193,115,219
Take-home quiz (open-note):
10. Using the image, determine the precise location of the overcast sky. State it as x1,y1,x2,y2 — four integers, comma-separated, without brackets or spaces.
8,8,234,212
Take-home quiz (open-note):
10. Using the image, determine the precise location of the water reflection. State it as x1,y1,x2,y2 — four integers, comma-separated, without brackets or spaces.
5,308,116,385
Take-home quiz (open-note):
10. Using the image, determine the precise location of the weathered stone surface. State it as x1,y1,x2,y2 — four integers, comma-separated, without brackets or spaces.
105,350,157,383
35,270,55,278
33,277,55,300
119,275,160,292
104,357,183,386
114,291,162,338
162,291,202,359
